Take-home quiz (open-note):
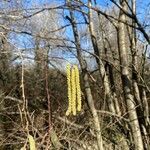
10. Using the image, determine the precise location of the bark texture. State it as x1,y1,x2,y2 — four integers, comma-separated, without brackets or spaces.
88,0,116,114
118,0,144,149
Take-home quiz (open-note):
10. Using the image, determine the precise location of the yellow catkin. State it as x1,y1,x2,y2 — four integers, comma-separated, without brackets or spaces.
71,67,76,115
28,134,36,150
66,64,72,116
74,65,82,111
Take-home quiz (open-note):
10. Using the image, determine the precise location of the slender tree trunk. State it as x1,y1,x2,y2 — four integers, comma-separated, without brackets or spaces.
141,89,150,149
130,0,149,148
130,0,143,118
98,14,121,116
117,0,144,149
140,49,150,149
88,0,116,114
106,62,121,116
67,2,104,150
141,48,150,132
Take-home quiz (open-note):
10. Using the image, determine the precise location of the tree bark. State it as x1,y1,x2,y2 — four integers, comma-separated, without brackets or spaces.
67,1,104,150
130,0,149,148
117,0,144,149
88,0,116,114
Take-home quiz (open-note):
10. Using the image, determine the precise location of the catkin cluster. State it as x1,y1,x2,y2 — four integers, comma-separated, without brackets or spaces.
66,64,82,116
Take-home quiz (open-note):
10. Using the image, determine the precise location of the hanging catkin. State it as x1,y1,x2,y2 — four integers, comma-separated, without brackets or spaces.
66,64,72,116
71,67,77,115
74,65,82,111
66,64,82,116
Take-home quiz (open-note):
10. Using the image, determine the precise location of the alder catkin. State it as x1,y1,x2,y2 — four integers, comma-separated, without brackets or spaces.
66,64,82,116
74,65,82,111
71,67,77,115
66,64,72,116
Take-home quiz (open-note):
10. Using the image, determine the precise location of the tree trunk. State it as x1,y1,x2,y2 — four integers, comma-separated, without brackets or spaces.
117,0,144,149
88,0,116,114
67,1,104,150
130,0,149,148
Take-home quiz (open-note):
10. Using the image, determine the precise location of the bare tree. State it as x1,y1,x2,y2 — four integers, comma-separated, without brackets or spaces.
66,1,104,149
117,0,144,149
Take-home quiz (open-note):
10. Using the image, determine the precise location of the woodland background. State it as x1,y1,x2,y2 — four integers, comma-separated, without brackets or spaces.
0,0,149,149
